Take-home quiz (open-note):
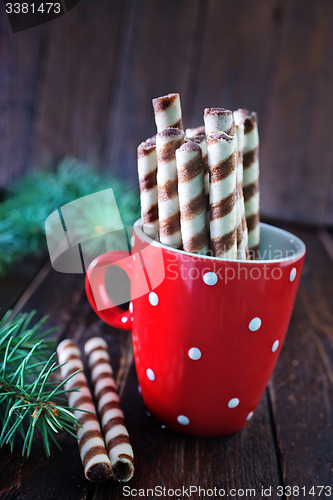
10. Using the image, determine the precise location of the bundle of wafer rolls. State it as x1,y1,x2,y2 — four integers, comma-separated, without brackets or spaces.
57,338,134,483
137,93,260,259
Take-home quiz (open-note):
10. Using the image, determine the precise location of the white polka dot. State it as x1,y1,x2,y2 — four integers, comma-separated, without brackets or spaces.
131,316,134,322
133,255,136,261
228,398,240,409
146,368,155,381
129,302,133,313
161,425,166,429
138,385,142,393
246,411,254,421
177,415,190,425
289,267,297,282
149,292,159,306
271,340,279,352
203,272,218,286
131,235,135,247
248,317,261,332
188,347,202,360
121,316,128,323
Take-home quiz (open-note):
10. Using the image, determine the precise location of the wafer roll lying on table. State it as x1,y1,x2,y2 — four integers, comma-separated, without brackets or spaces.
156,128,185,248
234,109,260,259
84,337,134,482
57,339,112,483
152,93,183,132
185,125,206,139
137,136,159,238
234,120,249,260
207,132,238,259
176,142,208,254
204,108,236,136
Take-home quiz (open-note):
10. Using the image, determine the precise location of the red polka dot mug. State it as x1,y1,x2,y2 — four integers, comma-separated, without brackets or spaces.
85,221,306,436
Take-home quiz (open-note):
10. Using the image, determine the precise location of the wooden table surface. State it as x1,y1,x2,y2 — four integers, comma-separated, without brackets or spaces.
0,223,332,500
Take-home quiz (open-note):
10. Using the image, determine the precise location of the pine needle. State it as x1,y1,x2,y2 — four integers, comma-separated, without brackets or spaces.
0,158,140,275
0,311,82,457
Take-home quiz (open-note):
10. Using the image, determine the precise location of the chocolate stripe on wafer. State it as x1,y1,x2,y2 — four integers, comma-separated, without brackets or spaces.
156,128,184,248
185,125,206,139
207,132,238,259
191,134,210,242
152,93,183,132
57,339,112,483
233,114,250,260
234,109,260,259
204,108,236,136
137,137,159,238
84,337,134,483
176,142,208,254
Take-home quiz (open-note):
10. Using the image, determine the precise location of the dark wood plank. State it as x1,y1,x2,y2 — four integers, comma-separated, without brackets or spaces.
260,0,333,225
31,0,123,168
325,169,333,227
269,227,333,490
0,254,47,312
191,0,281,125
0,11,44,187
102,0,202,184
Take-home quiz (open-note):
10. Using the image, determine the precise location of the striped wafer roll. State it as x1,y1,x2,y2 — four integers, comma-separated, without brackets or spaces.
207,132,238,259
84,337,134,483
152,93,183,132
204,108,236,136
176,142,208,254
156,127,185,248
234,120,249,260
191,135,210,242
57,339,112,483
235,109,260,259
185,125,206,139
137,136,159,238
191,135,209,204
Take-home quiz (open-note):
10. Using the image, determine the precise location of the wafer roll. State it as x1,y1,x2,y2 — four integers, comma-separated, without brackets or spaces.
204,108,236,136
152,93,183,132
207,132,238,259
84,337,134,482
185,125,205,139
234,120,249,260
57,339,112,483
156,128,185,248
176,142,208,254
137,136,158,238
191,135,209,208
235,109,260,259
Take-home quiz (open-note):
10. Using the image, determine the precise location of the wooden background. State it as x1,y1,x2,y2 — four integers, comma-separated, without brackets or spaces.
0,0,333,226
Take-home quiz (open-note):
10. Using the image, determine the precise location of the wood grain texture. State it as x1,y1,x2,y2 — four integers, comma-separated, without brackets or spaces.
260,0,333,225
30,0,124,168
102,0,202,183
0,11,43,187
191,0,282,124
269,227,333,490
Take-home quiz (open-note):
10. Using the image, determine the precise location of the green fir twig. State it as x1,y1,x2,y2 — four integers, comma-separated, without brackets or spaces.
0,311,82,457
0,157,140,274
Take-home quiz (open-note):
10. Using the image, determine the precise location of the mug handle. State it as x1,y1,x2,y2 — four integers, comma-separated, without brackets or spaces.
85,251,132,331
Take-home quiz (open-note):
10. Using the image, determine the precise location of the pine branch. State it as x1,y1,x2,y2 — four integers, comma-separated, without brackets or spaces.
0,311,83,457
0,158,140,275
